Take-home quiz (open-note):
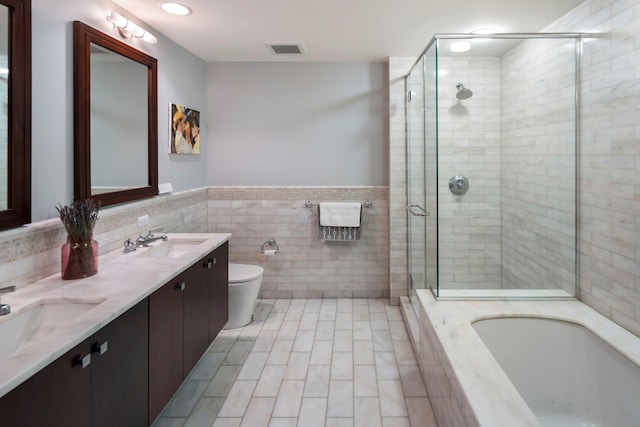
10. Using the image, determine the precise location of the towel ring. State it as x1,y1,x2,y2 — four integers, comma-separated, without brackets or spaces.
261,238,279,254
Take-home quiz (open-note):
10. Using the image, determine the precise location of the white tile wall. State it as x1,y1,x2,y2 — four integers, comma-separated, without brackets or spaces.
500,37,578,294
542,0,640,335
207,187,389,299
437,57,503,291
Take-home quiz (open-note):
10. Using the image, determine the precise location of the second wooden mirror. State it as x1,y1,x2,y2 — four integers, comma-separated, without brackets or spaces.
73,21,158,207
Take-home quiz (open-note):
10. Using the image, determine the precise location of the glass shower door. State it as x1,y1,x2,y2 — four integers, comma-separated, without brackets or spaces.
406,56,428,313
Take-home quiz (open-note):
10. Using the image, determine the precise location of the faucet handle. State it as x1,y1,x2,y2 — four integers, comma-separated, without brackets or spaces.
123,238,137,253
147,227,164,237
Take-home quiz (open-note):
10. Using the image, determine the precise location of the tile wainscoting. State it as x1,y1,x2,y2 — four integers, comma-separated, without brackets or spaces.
0,186,391,302
207,187,390,300
0,188,208,289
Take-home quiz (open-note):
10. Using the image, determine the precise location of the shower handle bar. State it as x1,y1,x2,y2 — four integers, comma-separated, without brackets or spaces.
406,204,430,217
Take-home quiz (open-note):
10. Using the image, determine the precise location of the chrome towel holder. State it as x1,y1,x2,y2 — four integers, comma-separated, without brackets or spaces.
305,200,372,208
261,238,279,254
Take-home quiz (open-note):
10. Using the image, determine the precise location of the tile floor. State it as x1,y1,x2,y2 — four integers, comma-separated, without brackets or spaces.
152,298,437,427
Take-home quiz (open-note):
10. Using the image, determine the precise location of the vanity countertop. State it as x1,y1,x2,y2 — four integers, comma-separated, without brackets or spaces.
0,232,231,399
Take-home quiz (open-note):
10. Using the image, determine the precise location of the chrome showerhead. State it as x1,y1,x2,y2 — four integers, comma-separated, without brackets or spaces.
455,83,473,100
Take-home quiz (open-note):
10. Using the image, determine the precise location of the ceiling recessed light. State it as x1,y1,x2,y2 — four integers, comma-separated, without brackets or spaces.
161,2,192,16
450,41,470,53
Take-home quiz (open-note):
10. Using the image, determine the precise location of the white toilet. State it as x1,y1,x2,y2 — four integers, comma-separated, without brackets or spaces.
224,263,264,329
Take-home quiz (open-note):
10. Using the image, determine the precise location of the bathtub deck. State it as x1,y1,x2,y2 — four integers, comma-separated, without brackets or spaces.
415,290,640,427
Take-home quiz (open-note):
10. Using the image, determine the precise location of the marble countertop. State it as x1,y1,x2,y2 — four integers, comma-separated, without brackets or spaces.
0,233,231,399
416,290,640,427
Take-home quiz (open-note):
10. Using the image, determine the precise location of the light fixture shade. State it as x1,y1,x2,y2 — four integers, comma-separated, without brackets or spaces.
125,21,145,38
107,11,157,44
107,11,128,28
141,31,158,44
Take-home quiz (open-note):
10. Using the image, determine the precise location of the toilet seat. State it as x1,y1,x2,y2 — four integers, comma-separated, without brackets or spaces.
229,263,264,284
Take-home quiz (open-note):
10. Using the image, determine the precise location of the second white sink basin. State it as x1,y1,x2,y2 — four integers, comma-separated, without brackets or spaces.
0,298,104,362
131,237,208,259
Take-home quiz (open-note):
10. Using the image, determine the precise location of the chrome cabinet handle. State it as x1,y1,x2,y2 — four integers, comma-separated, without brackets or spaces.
74,353,91,369
92,341,108,356
406,204,430,217
176,281,186,291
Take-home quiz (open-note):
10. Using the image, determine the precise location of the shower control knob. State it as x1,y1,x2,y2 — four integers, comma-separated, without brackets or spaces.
449,175,469,195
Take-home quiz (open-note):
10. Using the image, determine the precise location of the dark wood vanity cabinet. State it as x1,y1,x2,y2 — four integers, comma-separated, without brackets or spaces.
183,258,212,377
208,241,229,342
148,273,186,423
91,299,149,427
0,299,149,427
0,340,91,427
149,242,229,424
0,241,229,427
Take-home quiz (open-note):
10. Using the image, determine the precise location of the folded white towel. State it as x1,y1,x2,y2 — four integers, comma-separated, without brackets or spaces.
319,202,362,227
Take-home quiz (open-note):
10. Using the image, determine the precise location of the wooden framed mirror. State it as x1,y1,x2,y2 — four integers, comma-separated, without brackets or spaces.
0,0,31,231
73,21,157,207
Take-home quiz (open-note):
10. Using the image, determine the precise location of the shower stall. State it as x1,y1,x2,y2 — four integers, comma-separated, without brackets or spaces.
406,33,581,308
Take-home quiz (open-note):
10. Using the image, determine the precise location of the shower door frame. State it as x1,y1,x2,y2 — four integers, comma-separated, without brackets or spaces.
405,57,428,314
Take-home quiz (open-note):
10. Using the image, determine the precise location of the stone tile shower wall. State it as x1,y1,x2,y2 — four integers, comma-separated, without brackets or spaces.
500,38,578,293
437,57,503,290
0,189,208,289
207,187,389,299
544,0,640,335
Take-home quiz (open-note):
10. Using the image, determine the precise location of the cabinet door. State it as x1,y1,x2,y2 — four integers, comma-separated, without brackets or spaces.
0,340,91,427
149,276,185,424
183,259,211,377
91,299,149,427
209,242,229,341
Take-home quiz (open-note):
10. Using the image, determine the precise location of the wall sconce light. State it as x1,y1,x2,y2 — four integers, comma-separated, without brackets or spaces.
107,11,157,44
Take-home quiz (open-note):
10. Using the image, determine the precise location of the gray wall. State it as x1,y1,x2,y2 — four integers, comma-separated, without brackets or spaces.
206,62,388,186
31,0,207,221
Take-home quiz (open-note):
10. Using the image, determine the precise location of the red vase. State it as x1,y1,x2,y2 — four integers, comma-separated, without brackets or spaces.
61,235,98,280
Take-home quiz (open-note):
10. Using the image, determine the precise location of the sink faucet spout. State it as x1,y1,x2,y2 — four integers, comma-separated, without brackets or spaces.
136,229,168,247
0,285,16,316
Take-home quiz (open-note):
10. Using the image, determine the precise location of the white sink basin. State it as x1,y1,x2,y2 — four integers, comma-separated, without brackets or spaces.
131,237,208,259
0,298,104,361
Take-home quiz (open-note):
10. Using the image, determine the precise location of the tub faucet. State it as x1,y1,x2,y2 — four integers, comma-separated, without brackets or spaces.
136,228,168,247
0,285,16,316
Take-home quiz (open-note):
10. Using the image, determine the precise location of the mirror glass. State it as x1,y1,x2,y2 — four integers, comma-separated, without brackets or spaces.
0,5,8,210
90,43,148,194
74,21,157,208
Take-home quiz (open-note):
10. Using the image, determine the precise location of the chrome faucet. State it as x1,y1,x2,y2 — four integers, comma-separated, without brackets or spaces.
123,238,137,253
135,228,168,247
0,285,16,316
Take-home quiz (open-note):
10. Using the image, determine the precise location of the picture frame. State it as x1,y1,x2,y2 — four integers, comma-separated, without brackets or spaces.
169,103,200,154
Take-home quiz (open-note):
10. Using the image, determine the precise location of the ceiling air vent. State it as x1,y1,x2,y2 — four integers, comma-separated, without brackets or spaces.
266,43,307,55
